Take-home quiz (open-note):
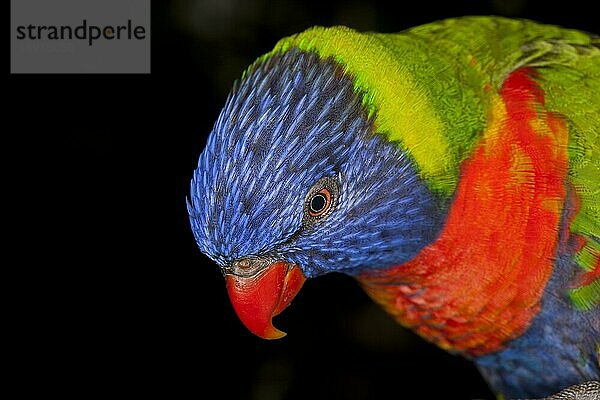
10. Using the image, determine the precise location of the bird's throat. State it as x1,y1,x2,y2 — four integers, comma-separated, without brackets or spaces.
358,69,570,357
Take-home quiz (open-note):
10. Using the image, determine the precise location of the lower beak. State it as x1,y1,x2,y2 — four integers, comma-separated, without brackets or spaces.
225,261,305,339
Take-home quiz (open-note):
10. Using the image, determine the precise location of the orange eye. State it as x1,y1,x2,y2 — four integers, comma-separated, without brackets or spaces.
308,188,331,217
304,177,339,223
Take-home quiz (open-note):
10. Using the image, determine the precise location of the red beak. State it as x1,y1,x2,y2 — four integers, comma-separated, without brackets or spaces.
225,261,306,339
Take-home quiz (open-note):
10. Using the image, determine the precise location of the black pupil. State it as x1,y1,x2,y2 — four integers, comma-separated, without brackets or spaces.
310,194,327,213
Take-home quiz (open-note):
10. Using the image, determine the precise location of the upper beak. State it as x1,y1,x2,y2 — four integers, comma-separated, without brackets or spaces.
225,259,306,339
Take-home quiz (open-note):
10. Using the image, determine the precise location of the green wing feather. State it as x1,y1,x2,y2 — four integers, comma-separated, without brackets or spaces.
532,31,600,309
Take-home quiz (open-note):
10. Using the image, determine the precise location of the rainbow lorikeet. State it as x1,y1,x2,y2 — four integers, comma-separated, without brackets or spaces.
188,16,599,398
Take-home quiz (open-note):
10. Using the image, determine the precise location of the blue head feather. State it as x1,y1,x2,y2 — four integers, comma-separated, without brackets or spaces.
188,49,445,278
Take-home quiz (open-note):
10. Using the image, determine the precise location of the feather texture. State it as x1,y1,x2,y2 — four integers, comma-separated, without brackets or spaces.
189,16,599,399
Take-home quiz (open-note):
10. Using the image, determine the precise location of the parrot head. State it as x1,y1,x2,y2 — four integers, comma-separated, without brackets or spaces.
188,49,444,339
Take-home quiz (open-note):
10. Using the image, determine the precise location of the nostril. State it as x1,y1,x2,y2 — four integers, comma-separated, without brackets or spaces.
229,257,276,277
229,257,260,277
236,259,252,270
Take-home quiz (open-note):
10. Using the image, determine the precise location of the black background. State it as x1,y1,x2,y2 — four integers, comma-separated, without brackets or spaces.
9,1,597,399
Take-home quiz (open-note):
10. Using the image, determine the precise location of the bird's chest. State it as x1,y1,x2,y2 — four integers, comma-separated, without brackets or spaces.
358,69,571,357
